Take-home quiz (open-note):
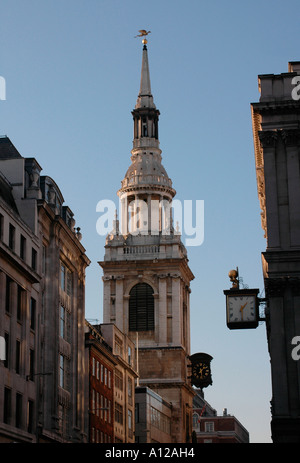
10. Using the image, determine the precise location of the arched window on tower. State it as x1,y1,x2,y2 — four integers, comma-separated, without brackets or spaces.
129,283,154,331
142,118,148,137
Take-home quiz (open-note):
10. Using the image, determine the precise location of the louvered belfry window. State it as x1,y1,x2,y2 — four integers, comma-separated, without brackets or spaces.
129,283,154,331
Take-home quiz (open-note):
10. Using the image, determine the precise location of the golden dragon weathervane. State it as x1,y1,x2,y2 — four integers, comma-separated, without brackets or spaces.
134,29,151,44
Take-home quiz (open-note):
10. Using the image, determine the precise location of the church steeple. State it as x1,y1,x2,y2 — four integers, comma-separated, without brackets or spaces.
99,38,195,442
135,41,156,110
117,40,175,236
132,41,160,150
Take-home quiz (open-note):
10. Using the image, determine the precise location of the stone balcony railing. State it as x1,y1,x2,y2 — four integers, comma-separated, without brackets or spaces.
123,245,160,255
121,174,172,189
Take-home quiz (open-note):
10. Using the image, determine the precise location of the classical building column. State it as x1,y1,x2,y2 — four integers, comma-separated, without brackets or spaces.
102,276,111,323
147,194,151,234
120,197,128,235
171,275,181,345
115,276,124,332
158,274,167,344
282,129,300,247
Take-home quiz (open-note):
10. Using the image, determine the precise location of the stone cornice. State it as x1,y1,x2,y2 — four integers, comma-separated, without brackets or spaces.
251,99,300,114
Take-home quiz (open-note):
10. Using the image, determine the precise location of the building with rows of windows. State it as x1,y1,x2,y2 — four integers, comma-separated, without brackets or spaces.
84,321,116,443
0,135,90,442
192,389,249,443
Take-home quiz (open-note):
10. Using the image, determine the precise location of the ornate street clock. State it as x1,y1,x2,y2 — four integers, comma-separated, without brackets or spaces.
224,288,260,330
189,353,213,389
224,269,260,330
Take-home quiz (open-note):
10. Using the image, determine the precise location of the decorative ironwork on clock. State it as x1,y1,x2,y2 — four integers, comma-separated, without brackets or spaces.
189,353,213,390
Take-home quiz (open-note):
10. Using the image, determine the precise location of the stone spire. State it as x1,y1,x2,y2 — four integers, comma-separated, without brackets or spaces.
135,41,156,110
131,40,160,150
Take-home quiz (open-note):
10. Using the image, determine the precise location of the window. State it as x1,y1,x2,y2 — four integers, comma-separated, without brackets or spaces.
16,340,21,374
193,413,200,428
104,397,108,422
128,409,133,438
3,387,11,424
59,354,65,388
9,224,15,250
115,403,123,425
96,392,99,416
115,335,123,356
27,400,34,433
17,285,24,321
129,283,154,331
128,377,133,405
100,395,104,419
0,213,3,240
115,369,123,391
4,332,9,368
16,393,23,428
57,404,68,437
42,245,46,274
30,298,36,330
60,306,66,339
20,234,26,260
5,275,12,313
205,421,214,433
66,271,72,296
61,264,65,290
60,263,72,296
128,346,132,365
31,248,37,271
91,389,95,414
151,406,171,434
128,409,133,431
108,370,112,389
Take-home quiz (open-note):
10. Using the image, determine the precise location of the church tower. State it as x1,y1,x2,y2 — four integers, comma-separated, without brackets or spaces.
99,39,195,442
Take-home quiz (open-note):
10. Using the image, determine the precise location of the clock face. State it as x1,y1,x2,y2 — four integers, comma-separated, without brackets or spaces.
193,362,210,380
227,294,257,324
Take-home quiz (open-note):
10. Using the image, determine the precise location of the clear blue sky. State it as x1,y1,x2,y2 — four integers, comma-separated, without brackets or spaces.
1,0,299,443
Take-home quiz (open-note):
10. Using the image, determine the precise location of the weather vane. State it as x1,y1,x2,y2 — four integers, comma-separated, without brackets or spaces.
134,29,151,45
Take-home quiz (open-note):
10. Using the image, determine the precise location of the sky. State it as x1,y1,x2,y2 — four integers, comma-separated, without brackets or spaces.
1,0,299,444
